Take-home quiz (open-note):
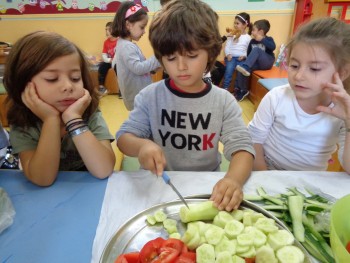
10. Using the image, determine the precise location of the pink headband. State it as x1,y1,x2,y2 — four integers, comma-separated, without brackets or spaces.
125,4,143,19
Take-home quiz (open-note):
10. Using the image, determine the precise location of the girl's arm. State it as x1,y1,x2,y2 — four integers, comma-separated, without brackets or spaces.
20,117,62,186
253,143,268,170
122,44,160,75
72,134,115,178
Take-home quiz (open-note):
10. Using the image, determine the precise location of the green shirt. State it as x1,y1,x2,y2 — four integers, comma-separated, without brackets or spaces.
9,110,114,171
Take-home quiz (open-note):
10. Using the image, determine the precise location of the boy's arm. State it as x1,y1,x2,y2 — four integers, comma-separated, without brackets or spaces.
261,36,276,52
117,133,166,176
210,150,254,211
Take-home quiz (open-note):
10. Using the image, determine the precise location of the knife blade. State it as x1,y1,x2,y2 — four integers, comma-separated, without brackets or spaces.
162,172,189,209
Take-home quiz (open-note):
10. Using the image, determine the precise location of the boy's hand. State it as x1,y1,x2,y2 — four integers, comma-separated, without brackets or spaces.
210,177,243,211
227,55,232,61
62,89,91,123
138,140,166,176
21,82,60,122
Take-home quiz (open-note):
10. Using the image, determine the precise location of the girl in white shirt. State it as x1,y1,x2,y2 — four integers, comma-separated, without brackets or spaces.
222,12,252,92
248,17,350,173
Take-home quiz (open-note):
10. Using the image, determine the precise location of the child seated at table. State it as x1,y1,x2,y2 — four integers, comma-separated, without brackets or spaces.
3,31,116,186
248,18,350,173
116,0,255,211
235,19,276,101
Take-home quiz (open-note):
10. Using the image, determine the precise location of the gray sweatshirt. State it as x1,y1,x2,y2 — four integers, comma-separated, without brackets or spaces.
113,38,160,110
116,79,255,171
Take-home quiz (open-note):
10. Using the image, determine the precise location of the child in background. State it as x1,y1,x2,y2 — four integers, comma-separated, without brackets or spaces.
98,21,118,95
222,12,252,92
3,31,116,186
116,0,255,211
111,2,160,111
235,19,276,101
248,18,350,173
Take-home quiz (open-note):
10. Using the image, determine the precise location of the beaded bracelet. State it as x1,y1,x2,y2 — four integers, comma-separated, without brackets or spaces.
65,118,83,126
69,125,89,137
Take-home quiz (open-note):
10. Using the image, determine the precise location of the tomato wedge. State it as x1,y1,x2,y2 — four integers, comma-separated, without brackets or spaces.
175,252,196,263
115,252,140,263
162,238,184,252
346,241,350,253
139,237,165,263
245,257,256,263
151,247,180,263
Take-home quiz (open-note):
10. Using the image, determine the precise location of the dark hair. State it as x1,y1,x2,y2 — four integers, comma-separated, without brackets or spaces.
3,31,99,127
149,0,222,73
235,12,252,35
160,0,171,6
254,19,270,35
105,21,112,27
111,1,147,38
287,17,350,92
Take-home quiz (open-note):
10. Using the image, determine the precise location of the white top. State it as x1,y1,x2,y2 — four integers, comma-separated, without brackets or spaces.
224,34,251,57
248,86,346,171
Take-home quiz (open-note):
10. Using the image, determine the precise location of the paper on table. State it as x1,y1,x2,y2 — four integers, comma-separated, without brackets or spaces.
91,170,350,263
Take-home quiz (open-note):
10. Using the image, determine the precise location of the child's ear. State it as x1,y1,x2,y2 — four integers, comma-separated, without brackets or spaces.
340,63,350,81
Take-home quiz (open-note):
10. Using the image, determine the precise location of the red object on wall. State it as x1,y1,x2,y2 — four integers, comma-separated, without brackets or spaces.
293,0,313,33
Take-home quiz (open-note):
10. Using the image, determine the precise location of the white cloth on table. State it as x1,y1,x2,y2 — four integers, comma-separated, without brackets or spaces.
91,170,350,263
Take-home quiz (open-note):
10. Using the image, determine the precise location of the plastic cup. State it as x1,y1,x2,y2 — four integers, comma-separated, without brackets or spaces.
330,194,350,263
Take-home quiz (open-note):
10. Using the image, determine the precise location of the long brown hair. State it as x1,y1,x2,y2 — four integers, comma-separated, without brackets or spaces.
3,31,99,127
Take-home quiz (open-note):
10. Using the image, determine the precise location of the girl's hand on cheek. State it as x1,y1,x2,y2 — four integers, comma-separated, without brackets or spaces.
21,82,59,122
62,89,91,123
317,73,350,123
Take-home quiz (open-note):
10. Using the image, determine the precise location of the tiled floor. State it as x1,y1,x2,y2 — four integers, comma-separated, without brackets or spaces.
99,93,255,170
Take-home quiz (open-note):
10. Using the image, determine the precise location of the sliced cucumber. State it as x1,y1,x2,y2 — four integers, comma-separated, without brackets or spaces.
236,245,256,258
236,231,255,246
205,224,225,245
235,244,250,254
254,217,279,234
276,245,305,263
213,211,234,228
163,218,178,234
215,237,236,256
154,209,167,222
245,226,267,248
169,232,181,239
197,243,216,263
232,255,245,263
267,229,294,250
231,209,244,221
146,214,157,225
215,251,233,263
224,219,244,239
255,245,278,263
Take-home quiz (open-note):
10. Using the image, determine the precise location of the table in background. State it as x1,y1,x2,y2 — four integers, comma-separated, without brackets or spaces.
0,170,108,263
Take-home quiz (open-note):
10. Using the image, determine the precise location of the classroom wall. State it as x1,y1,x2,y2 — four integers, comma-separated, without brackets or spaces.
0,10,294,62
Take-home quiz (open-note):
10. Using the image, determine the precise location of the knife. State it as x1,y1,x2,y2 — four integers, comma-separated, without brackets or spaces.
162,172,190,209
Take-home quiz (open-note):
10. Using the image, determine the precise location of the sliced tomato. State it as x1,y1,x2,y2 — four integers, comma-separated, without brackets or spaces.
346,241,350,253
245,257,256,263
139,237,165,263
175,252,196,263
162,238,184,252
151,247,180,263
115,252,140,263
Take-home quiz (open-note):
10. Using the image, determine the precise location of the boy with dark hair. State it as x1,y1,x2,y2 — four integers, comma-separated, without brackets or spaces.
235,19,276,101
117,0,255,211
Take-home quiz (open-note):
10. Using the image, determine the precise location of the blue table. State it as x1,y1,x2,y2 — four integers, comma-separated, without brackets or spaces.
0,170,108,263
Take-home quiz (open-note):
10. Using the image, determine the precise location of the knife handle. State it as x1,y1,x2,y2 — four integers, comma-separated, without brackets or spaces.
162,172,170,184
